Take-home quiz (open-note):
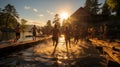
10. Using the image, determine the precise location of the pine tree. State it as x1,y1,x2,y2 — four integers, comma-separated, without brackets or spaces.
53,14,60,28
84,0,92,12
46,20,52,35
2,4,19,28
0,4,19,40
84,0,101,15
102,1,111,16
91,0,101,15
21,19,27,32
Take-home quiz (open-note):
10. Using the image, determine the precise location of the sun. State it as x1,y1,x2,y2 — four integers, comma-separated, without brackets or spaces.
60,12,69,20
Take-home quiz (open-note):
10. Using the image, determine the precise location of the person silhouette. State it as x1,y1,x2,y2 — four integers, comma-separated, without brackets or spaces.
64,27,71,49
52,24,60,55
31,25,37,40
74,26,79,44
14,24,21,42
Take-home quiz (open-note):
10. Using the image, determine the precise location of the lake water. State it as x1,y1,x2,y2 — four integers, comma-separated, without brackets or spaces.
0,35,106,67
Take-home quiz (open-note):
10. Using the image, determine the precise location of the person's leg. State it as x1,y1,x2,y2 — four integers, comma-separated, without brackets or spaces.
18,33,20,40
14,33,19,42
32,32,34,40
66,40,68,51
76,37,79,44
52,37,55,46
34,32,36,40
52,40,58,55
75,38,77,44
14,35,18,42
69,39,71,48
35,36,36,40
53,40,55,46
65,38,68,46
33,36,34,40
56,38,58,46
14,36,17,42
74,37,76,44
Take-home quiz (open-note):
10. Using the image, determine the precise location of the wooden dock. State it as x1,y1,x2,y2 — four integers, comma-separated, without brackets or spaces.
90,38,120,65
0,37,51,57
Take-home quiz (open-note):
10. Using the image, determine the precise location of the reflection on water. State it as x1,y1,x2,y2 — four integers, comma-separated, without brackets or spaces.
19,32,40,41
0,35,106,67
33,35,71,66
20,32,33,41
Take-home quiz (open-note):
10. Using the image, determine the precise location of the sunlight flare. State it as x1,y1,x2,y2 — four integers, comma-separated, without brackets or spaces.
60,12,69,20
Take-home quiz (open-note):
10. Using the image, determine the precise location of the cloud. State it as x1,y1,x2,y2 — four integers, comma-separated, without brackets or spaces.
50,12,54,15
47,10,50,13
24,6,30,10
47,10,54,15
33,8,38,12
38,14,44,17
24,6,38,13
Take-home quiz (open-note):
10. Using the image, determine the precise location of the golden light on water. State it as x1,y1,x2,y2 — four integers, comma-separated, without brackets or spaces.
32,34,84,66
59,35,65,43
57,60,62,64
57,35,66,51
34,35,81,56
64,56,68,59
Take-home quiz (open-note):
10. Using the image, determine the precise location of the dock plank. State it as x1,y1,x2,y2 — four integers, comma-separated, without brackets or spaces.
90,38,120,64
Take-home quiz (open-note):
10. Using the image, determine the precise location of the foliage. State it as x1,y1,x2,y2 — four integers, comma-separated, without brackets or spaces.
84,0,91,12
91,0,101,14
53,14,60,28
0,4,19,29
3,4,19,18
46,20,52,27
21,19,27,32
102,1,111,15
107,0,117,10
84,0,101,14
41,20,53,35
107,0,120,16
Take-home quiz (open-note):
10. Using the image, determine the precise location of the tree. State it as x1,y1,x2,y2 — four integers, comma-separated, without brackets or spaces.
0,10,4,28
107,0,120,16
2,4,19,28
3,4,19,18
0,8,2,13
47,20,52,27
102,1,111,16
53,14,60,28
84,0,92,12
21,19,27,32
20,19,27,39
91,0,101,14
41,20,53,35
0,4,19,29
0,4,19,40
84,0,101,14
46,20,52,35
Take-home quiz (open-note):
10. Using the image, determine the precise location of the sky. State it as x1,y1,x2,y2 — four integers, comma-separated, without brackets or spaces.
0,0,105,26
